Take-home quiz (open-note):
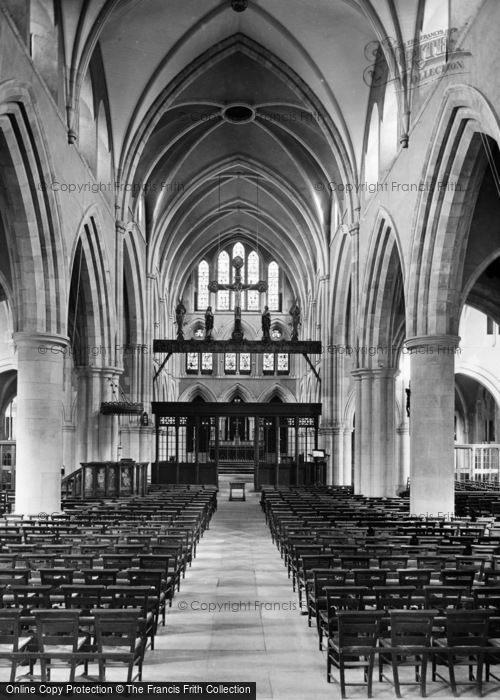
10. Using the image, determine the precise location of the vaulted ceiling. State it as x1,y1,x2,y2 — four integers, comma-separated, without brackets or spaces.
57,0,483,301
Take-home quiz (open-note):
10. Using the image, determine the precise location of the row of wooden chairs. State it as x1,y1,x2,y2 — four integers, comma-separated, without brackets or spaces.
0,485,217,681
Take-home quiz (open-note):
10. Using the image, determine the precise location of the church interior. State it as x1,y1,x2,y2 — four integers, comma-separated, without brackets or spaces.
1,0,500,696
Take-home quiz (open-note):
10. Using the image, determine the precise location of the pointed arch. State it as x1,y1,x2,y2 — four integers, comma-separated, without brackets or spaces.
359,211,406,369
0,82,66,335
407,85,500,337
257,384,297,403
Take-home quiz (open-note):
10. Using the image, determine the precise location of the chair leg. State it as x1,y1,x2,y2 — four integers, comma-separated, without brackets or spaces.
420,655,428,697
339,657,347,699
391,654,402,699
448,654,458,698
477,657,484,697
367,653,375,699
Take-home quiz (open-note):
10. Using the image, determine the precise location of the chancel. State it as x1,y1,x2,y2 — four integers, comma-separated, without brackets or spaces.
1,1,500,695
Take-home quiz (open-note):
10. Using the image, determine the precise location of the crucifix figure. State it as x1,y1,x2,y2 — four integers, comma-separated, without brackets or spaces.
208,256,267,341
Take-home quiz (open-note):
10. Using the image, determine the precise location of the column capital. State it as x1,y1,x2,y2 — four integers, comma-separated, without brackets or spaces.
404,334,460,352
351,366,398,380
14,331,69,351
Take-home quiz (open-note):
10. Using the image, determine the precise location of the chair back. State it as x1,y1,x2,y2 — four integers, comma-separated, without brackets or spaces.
388,609,437,646
93,609,144,653
398,568,432,588
336,610,385,649
423,585,463,612
444,609,491,646
353,569,388,588
374,586,417,611
33,609,82,652
0,609,27,649
82,569,119,586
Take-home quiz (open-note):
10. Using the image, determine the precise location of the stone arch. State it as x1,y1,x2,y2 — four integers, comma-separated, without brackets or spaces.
178,384,218,403
0,82,66,336
218,383,256,403
257,384,297,403
407,85,500,338
359,211,406,369
68,213,113,367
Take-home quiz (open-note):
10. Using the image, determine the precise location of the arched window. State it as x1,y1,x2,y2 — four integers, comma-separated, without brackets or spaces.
247,251,259,310
197,260,209,310
231,242,245,308
217,251,230,310
267,261,280,310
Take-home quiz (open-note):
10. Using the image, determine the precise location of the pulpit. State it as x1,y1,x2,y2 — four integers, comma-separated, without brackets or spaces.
62,460,148,499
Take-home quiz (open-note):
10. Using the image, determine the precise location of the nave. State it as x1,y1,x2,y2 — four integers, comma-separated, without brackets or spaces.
145,484,500,699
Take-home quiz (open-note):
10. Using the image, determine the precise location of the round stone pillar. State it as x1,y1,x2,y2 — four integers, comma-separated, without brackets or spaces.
406,335,459,519
351,367,398,497
14,332,68,515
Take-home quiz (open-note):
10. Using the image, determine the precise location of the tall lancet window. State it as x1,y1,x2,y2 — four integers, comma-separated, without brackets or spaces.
217,250,230,310
231,242,245,309
197,260,209,310
247,251,259,310
268,261,279,310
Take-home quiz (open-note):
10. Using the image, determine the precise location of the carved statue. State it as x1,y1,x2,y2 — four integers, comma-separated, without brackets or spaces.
289,299,301,341
204,306,214,340
175,299,186,339
262,305,271,341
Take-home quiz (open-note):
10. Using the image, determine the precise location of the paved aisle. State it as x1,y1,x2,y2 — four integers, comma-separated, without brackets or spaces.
150,486,477,700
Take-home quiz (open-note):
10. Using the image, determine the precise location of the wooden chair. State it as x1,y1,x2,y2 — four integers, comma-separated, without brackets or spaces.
81,568,119,587
126,568,166,629
92,609,146,682
327,610,385,698
320,586,368,655
432,609,491,696
61,584,106,615
0,609,34,681
423,586,464,614
307,569,349,647
374,586,417,611
379,609,438,698
33,609,91,681
297,554,335,609
108,586,155,650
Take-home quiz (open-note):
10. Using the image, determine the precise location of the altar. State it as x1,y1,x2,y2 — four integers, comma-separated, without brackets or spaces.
212,439,261,461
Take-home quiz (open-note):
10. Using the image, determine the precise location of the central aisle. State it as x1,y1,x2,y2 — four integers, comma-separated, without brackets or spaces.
147,485,473,699
148,485,333,699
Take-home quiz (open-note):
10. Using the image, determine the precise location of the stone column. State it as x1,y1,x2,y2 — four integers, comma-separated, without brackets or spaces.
14,332,68,515
351,369,373,495
351,367,398,497
405,335,460,519
370,368,398,497
397,425,410,493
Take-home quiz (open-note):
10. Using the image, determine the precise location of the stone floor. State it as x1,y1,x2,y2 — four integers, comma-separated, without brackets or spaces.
146,484,495,699
7,482,499,698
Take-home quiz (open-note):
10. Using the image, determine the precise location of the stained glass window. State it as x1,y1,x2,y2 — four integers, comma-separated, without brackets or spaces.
225,353,237,373
277,353,289,374
231,242,245,309
186,353,199,373
263,353,275,373
217,251,230,310
239,353,251,374
247,250,259,310
197,260,209,310
268,261,279,310
201,353,213,373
